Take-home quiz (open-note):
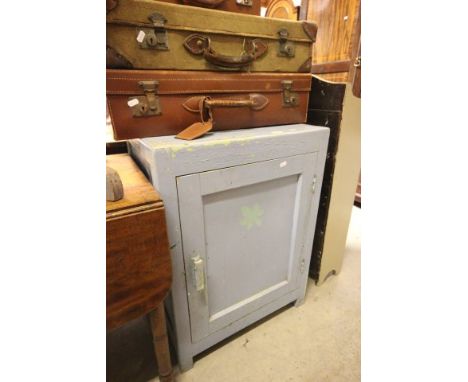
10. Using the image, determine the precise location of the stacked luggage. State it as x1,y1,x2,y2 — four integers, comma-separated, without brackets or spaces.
106,0,318,140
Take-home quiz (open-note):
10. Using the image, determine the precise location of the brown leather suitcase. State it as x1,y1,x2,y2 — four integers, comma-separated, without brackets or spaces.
107,0,260,15
106,69,312,140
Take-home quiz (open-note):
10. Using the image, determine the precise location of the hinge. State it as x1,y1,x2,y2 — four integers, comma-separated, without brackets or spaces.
236,0,253,6
300,258,306,274
136,13,169,50
277,28,295,57
281,80,299,107
127,80,162,117
354,55,361,68
312,175,317,193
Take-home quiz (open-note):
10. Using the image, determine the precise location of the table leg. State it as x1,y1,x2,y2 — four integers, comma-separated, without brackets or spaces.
150,305,174,382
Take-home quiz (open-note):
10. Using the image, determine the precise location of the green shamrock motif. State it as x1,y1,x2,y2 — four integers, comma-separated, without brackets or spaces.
240,204,264,230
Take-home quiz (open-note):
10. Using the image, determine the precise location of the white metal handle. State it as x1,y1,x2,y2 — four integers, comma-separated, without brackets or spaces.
191,255,205,292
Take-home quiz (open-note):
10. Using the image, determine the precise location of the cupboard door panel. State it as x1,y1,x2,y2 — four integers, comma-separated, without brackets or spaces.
177,153,318,342
203,174,298,319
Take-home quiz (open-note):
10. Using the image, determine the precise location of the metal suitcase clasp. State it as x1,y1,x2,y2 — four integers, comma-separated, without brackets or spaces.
136,13,169,51
127,80,162,117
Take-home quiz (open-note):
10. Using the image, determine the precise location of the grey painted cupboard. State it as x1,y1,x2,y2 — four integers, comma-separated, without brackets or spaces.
129,124,329,371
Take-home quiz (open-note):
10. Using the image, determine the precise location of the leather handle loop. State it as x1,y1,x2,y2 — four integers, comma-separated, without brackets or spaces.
182,0,225,8
199,97,212,124
183,34,268,69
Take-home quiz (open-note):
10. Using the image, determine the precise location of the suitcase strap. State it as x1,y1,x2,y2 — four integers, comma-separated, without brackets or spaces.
176,94,269,140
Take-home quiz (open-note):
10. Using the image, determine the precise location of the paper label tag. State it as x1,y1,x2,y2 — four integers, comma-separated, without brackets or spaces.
136,30,146,43
127,98,139,107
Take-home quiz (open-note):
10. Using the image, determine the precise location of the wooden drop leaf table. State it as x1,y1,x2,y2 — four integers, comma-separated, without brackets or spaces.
106,153,174,382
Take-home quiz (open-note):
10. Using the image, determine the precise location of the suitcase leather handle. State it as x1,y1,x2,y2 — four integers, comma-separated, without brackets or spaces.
205,96,268,110
183,94,269,113
177,94,269,140
182,0,225,8
205,98,259,108
184,34,268,69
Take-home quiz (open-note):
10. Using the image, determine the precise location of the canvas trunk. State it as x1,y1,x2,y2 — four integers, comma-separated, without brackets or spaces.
106,0,317,72
107,0,261,16
107,69,312,140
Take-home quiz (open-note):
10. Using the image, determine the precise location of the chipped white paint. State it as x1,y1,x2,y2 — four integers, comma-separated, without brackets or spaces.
147,135,257,158
168,145,186,158
199,135,254,148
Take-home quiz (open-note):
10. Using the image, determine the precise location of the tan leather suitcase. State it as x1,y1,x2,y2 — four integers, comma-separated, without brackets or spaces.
107,69,312,140
106,0,317,72
107,0,260,15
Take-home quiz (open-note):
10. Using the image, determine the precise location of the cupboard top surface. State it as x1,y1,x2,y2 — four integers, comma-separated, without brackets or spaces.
138,124,329,152
131,124,330,185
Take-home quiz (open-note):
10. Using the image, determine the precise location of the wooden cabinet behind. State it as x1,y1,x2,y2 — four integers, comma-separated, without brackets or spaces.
265,0,299,20
302,0,360,82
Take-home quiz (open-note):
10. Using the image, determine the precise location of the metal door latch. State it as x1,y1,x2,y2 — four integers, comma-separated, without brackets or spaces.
137,13,169,50
281,80,299,107
236,0,253,6
127,80,162,117
277,28,295,57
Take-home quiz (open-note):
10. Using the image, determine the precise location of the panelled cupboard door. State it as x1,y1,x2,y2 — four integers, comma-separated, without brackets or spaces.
177,153,318,343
